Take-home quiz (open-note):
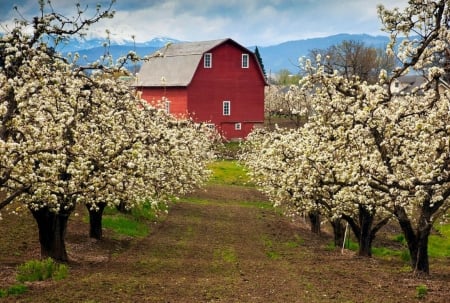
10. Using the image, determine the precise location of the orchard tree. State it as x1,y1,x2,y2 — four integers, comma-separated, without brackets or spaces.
0,1,114,215
83,98,215,240
0,1,215,260
245,0,450,274
241,122,392,255
301,0,450,274
264,85,311,128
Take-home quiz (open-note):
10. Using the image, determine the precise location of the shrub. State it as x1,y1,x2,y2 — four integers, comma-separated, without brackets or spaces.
416,284,428,299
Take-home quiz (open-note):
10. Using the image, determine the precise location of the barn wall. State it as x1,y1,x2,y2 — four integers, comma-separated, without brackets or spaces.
138,87,189,117
187,42,265,139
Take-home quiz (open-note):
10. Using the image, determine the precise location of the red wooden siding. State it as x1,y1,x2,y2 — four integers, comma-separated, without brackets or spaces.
187,43,265,139
136,39,266,140
139,87,189,117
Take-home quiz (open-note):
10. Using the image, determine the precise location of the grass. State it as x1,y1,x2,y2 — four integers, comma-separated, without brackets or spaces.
1,258,68,298
261,235,281,260
429,224,450,258
101,200,166,238
102,216,149,238
206,159,450,262
207,160,253,186
16,258,68,282
180,196,271,209
334,223,450,262
0,284,28,298
416,284,428,299
100,159,258,238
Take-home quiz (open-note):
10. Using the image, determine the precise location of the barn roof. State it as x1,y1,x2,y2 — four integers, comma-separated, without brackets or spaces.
134,38,256,87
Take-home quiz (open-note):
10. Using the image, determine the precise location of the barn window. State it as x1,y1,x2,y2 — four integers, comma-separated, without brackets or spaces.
164,100,171,114
223,101,231,116
235,122,242,130
242,54,249,68
204,53,212,68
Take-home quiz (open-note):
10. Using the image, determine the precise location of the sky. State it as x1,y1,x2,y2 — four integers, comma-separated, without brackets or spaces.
0,0,408,46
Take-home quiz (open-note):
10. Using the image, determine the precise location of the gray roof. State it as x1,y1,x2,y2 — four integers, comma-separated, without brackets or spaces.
135,39,229,87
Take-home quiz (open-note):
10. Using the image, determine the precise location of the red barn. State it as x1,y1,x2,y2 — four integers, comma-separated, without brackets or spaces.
134,38,267,140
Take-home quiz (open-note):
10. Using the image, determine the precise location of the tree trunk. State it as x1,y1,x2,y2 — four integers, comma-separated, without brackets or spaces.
116,200,129,213
87,202,107,240
357,205,375,257
394,205,431,275
342,209,373,257
308,211,321,234
330,218,346,247
30,207,71,262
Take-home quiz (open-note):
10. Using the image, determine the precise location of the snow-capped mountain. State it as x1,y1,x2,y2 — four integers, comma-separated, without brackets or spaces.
50,34,392,73
55,36,180,53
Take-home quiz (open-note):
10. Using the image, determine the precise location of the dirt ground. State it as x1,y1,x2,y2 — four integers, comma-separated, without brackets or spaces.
0,184,449,302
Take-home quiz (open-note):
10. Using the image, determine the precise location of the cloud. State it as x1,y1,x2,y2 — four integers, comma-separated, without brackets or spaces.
0,0,409,46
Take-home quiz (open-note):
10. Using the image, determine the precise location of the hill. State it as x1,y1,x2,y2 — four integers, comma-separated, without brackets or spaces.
55,34,391,74
255,33,391,74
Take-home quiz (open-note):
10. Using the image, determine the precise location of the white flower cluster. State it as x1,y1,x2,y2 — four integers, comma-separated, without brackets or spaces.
242,1,450,253
0,16,215,220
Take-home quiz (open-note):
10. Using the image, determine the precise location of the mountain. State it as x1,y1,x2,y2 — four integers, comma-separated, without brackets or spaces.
255,33,391,74
54,34,391,74
55,36,180,68
55,36,180,52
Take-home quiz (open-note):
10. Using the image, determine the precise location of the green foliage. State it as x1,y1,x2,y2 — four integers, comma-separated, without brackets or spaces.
16,258,68,283
0,284,28,297
276,69,301,85
254,46,266,78
207,160,253,186
416,284,428,299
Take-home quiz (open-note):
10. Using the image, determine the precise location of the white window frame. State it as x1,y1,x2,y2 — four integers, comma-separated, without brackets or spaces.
235,122,242,130
204,53,212,68
242,53,249,68
164,100,171,114
223,100,231,116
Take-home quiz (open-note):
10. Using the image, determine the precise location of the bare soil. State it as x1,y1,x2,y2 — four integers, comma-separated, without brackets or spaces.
0,185,449,302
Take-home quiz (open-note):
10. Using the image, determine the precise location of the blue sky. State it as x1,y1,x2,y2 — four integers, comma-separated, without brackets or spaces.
0,0,408,46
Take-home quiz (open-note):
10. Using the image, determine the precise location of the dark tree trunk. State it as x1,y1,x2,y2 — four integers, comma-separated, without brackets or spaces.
330,218,346,247
394,205,431,275
308,211,321,234
87,202,107,240
357,205,375,257
30,207,71,262
116,200,129,213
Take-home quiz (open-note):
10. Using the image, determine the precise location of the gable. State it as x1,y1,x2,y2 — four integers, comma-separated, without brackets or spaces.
135,38,267,87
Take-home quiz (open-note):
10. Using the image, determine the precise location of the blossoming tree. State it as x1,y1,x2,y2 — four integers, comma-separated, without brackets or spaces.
0,2,215,261
243,0,450,275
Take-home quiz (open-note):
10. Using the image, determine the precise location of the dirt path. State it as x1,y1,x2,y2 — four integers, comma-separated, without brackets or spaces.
1,185,449,302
